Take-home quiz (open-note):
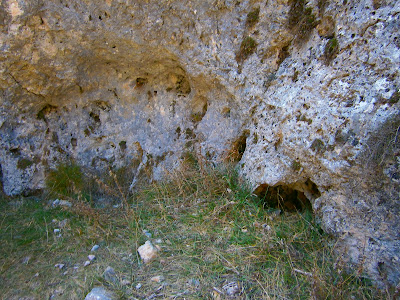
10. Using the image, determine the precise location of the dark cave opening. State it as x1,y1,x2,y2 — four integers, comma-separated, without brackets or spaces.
254,179,321,212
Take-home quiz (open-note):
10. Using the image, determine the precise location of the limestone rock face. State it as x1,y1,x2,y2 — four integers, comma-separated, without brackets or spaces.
0,0,399,287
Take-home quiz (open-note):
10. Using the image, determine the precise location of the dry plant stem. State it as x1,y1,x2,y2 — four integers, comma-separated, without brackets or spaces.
294,268,313,277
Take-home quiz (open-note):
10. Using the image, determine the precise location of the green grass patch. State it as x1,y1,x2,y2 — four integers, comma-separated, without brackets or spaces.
0,157,389,299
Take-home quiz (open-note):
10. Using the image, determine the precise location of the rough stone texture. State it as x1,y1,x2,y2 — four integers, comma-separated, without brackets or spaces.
138,240,159,264
84,286,116,300
0,0,399,287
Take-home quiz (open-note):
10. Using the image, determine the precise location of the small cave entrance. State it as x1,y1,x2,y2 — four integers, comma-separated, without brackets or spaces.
254,179,321,212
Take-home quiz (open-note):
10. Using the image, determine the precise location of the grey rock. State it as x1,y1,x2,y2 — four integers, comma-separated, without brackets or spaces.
91,245,100,252
222,281,240,297
84,287,116,300
121,279,131,286
135,283,142,290
103,266,118,284
54,264,65,269
88,255,96,261
52,200,72,208
142,229,152,238
21,256,31,264
187,278,200,288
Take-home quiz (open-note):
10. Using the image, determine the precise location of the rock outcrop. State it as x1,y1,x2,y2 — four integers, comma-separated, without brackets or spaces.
0,0,399,287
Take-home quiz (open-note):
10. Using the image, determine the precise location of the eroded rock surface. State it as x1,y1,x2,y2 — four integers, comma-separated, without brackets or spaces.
0,0,399,287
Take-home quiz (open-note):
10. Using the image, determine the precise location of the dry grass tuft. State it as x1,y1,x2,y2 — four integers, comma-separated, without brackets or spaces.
0,155,390,299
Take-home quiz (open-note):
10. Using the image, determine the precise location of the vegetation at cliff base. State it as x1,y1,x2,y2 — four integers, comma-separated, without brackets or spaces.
0,157,390,299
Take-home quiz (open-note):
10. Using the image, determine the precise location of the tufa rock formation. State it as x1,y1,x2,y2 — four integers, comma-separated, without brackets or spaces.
0,0,399,287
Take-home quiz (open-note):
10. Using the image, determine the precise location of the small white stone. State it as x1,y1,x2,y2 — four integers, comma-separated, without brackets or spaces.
54,228,60,233
88,255,96,261
84,261,91,267
54,264,65,269
52,199,72,207
142,229,152,238
121,279,131,286
262,224,272,231
137,240,159,264
135,283,142,289
150,275,165,283
222,281,240,296
91,245,100,252
21,256,31,264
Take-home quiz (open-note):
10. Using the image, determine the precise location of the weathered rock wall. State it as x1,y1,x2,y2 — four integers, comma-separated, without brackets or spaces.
0,0,399,287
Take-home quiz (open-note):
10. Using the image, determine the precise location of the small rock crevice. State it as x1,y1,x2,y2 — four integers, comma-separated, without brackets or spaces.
226,130,250,162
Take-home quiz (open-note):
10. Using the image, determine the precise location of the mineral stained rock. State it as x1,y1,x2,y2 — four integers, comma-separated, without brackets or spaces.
0,0,399,287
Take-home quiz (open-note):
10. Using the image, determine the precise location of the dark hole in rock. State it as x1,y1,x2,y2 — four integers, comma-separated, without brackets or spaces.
94,100,111,111
136,77,148,87
17,158,33,170
254,179,321,212
227,130,250,162
222,107,231,118
119,141,127,151
71,138,77,148
37,104,58,122
22,189,42,198
10,148,21,156
89,112,101,124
